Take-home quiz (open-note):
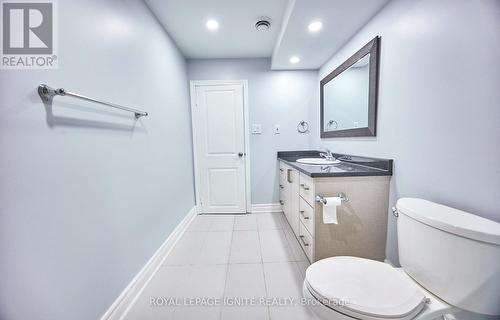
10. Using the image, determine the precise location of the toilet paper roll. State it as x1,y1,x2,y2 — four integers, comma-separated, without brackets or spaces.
322,196,342,224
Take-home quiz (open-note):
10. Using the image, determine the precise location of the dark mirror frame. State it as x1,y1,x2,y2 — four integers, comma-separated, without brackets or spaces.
320,36,380,138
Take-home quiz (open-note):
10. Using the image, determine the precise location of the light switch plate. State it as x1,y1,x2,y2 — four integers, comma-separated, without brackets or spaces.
274,124,280,134
252,124,262,134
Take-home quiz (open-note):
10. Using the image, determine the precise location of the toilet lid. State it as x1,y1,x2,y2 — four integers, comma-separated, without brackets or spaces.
305,256,426,319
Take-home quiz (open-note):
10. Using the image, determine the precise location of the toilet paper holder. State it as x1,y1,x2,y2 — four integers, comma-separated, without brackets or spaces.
315,193,349,204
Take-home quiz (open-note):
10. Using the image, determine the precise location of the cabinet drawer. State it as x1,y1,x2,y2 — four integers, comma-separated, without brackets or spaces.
299,221,314,262
278,179,286,201
299,196,315,236
279,188,286,209
279,163,286,185
299,173,315,206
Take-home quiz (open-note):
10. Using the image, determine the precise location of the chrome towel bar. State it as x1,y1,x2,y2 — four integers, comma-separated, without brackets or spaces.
315,193,349,204
38,84,148,118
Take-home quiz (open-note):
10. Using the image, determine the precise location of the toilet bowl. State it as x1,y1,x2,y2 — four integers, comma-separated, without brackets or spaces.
302,257,455,320
303,198,500,320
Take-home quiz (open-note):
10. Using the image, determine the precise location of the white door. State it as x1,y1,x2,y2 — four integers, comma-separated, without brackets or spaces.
192,82,248,213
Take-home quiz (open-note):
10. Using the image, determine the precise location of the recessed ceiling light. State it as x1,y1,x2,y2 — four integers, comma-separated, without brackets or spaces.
290,56,300,64
206,19,219,31
308,20,323,32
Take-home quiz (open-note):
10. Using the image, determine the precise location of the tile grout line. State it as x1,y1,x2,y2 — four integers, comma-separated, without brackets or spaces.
176,216,234,320
177,214,302,319
255,213,272,319
219,216,236,320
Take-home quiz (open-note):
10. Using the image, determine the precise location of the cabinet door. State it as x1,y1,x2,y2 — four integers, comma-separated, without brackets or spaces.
279,163,287,211
280,163,291,222
283,166,292,224
287,168,300,236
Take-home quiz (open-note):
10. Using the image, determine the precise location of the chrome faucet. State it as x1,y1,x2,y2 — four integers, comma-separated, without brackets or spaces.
319,148,335,161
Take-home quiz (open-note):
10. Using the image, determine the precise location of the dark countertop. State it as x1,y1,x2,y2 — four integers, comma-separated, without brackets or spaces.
277,150,393,178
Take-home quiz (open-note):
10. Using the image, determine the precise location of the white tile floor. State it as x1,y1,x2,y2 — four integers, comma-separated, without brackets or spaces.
123,212,318,320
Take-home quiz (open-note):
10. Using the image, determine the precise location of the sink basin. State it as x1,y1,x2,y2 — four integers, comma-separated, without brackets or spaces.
296,158,341,165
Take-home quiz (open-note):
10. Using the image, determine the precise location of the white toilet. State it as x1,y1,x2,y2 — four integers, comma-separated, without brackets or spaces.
303,198,500,320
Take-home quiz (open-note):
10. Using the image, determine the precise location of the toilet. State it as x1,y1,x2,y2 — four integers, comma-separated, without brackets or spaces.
303,198,500,320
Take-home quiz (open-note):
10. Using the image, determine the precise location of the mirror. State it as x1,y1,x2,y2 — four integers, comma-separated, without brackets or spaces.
320,36,380,138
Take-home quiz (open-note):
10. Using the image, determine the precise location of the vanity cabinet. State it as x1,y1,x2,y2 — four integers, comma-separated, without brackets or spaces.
279,159,391,263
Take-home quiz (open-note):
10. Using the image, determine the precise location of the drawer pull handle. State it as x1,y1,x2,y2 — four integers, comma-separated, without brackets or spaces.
280,200,284,205
279,185,284,189
300,211,309,220
299,235,309,247
300,184,310,191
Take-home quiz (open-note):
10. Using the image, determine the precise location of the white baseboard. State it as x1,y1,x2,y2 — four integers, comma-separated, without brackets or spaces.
100,206,198,320
250,203,283,213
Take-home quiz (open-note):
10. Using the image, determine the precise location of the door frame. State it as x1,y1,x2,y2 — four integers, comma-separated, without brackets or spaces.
189,80,251,214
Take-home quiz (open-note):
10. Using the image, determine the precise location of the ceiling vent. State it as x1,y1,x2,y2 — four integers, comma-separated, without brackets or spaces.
255,17,271,31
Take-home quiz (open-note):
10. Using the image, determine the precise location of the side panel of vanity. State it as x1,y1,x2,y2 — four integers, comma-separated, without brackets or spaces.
313,176,390,262
278,158,391,263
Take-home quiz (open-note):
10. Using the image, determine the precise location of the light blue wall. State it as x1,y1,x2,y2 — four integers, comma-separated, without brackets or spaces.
0,1,195,319
187,59,317,205
315,0,500,272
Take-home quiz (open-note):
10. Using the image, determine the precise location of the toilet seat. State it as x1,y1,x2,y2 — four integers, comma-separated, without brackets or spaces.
305,256,427,320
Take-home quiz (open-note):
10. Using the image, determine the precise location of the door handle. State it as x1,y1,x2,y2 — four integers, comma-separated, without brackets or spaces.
238,152,244,157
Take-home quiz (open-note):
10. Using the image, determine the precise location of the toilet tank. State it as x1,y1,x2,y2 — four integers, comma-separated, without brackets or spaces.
396,198,500,316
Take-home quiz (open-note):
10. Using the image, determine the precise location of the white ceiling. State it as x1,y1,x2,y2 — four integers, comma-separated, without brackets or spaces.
146,0,288,59
271,0,390,70
146,0,390,69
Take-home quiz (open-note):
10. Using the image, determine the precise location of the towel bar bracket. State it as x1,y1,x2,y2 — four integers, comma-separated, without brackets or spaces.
38,84,58,102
